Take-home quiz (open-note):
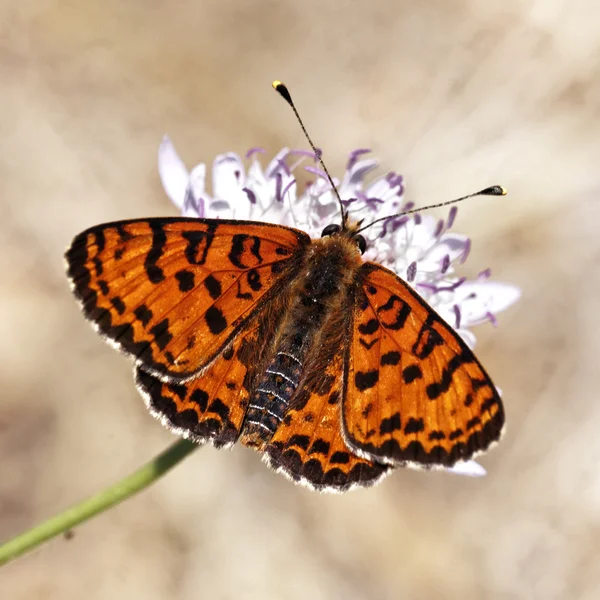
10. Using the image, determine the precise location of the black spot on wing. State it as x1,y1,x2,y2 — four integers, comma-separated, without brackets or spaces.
358,319,379,335
308,439,330,455
426,351,474,400
110,296,126,315
355,370,379,391
381,350,401,366
175,269,196,292
203,274,222,299
205,306,228,334
402,365,423,384
182,225,217,266
330,451,350,465
449,428,464,441
466,416,481,430
134,304,153,327
246,269,262,291
149,318,173,351
144,223,167,284
97,280,109,295
377,294,411,330
288,435,310,451
403,417,425,434
190,388,209,412
379,412,401,434
208,398,230,420
412,316,444,360
359,338,378,350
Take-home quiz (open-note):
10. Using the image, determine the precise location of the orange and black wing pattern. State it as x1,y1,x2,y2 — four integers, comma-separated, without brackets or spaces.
135,315,268,447
65,218,309,381
265,344,390,491
343,263,504,468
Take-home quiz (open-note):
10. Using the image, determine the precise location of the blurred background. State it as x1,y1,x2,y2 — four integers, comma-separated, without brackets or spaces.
1,1,598,599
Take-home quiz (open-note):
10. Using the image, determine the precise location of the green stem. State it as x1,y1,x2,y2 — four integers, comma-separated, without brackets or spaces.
0,438,198,567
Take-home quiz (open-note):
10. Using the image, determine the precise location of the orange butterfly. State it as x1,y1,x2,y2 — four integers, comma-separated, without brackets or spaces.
65,83,505,491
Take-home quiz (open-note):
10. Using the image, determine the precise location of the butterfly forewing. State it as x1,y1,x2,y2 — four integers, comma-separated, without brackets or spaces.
343,263,504,468
66,218,310,381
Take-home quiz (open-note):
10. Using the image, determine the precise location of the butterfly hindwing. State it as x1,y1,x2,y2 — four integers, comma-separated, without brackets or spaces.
135,317,254,447
343,263,504,468
66,218,310,381
265,345,390,491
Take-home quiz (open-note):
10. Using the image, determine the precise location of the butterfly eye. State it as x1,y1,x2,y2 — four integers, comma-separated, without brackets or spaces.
321,224,342,237
356,234,367,254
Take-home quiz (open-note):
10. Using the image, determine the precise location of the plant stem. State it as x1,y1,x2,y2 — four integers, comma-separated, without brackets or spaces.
0,438,198,567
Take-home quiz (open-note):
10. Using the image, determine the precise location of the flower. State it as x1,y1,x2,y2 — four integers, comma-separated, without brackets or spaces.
158,136,521,478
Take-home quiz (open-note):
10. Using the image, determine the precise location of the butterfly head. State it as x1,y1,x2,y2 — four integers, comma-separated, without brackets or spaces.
320,222,367,255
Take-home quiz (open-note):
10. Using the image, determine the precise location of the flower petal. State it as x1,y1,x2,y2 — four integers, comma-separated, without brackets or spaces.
455,281,521,326
446,461,487,477
212,153,246,199
158,135,190,209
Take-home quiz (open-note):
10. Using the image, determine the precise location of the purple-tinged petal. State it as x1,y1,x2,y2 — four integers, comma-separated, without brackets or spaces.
158,135,191,210
459,238,472,264
478,268,492,280
407,261,417,282
288,149,320,160
242,187,257,204
441,254,451,274
416,282,439,293
453,304,461,329
434,219,444,238
446,206,458,229
275,172,283,202
347,148,372,170
281,178,296,201
341,158,379,192
245,147,266,160
265,148,290,178
425,233,470,264
304,165,328,179
435,277,466,292
486,311,498,327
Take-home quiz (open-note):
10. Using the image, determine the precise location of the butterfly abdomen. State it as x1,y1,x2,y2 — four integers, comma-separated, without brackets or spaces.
243,350,303,442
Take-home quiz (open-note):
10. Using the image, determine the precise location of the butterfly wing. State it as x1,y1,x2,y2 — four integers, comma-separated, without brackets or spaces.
264,327,390,492
66,218,310,381
135,311,277,447
343,263,504,468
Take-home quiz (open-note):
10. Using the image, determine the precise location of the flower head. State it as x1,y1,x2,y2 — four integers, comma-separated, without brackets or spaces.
158,136,520,478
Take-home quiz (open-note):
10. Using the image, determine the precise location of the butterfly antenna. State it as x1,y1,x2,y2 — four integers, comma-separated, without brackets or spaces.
272,80,347,227
354,185,507,235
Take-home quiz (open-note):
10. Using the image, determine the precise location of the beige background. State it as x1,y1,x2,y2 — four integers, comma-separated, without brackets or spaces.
1,1,599,599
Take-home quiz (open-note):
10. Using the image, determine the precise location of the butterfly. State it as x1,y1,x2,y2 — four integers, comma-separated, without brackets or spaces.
64,83,505,492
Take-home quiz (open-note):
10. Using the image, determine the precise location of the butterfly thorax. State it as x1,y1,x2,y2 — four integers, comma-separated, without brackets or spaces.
240,233,362,450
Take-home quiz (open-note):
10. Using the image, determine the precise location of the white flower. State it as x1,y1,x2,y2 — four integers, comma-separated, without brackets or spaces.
158,136,521,478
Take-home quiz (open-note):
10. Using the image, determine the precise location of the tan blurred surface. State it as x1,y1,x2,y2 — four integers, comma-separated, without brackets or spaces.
1,1,599,598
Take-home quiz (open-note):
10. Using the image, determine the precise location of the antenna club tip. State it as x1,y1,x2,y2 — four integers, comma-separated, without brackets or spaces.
272,80,293,106
481,185,507,197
